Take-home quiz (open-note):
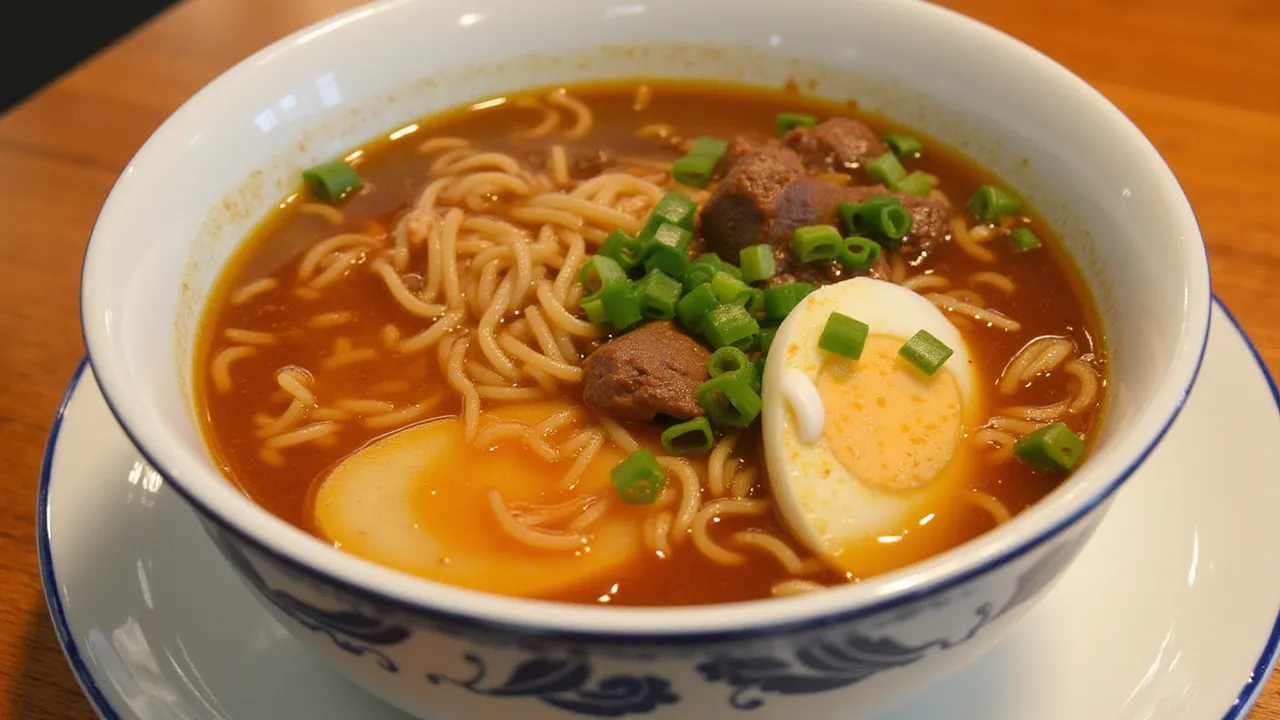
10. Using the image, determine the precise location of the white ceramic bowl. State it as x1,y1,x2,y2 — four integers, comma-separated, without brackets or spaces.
79,0,1210,717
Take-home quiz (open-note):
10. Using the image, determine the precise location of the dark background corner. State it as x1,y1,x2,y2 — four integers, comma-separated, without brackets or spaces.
0,0,182,112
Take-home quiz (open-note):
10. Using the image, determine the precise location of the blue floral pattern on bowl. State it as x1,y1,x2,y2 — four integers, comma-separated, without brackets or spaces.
200,506,1093,717
428,655,679,716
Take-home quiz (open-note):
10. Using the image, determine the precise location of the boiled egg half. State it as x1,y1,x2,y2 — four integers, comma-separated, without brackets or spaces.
762,277,983,577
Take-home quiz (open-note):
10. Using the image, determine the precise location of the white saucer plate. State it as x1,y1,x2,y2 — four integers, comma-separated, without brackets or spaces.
39,298,1280,720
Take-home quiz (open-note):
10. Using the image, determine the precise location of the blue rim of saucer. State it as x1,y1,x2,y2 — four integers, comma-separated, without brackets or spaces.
38,296,1280,720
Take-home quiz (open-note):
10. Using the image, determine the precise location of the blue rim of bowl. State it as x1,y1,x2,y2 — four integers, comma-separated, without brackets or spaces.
38,296,1280,719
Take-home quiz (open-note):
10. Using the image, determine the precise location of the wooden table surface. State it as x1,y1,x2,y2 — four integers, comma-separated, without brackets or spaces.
2,0,1277,716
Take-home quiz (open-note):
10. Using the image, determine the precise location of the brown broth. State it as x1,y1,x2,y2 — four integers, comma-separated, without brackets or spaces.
195,81,1106,606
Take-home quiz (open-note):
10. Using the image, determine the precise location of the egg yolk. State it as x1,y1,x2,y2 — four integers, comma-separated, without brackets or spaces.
815,335,963,490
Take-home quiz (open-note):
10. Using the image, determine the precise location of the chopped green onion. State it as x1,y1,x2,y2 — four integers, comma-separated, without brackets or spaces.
898,329,954,375
738,244,776,284
673,136,730,188
758,326,778,355
599,229,644,272
581,297,608,325
611,449,666,504
675,284,719,332
701,304,760,350
865,151,907,187
1014,422,1085,471
648,222,692,255
640,192,698,239
968,185,1024,223
696,373,763,428
1010,227,1042,251
660,417,716,455
745,287,765,316
838,236,883,271
577,255,628,295
708,347,751,378
818,312,870,360
682,264,717,293
893,170,932,198
762,282,816,321
634,270,683,320
644,246,690,280
303,160,364,203
683,253,735,291
792,225,844,263
599,283,642,331
695,253,742,280
776,112,818,135
883,134,923,157
839,197,913,241
641,222,693,279
752,356,766,384
673,154,719,188
687,136,730,159
710,271,753,306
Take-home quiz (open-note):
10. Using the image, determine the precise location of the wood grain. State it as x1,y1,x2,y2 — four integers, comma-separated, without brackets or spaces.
0,0,1275,716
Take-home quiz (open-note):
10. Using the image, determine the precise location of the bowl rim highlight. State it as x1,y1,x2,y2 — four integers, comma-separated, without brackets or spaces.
79,0,1211,642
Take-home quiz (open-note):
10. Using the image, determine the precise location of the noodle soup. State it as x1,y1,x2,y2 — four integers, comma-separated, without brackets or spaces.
196,81,1106,606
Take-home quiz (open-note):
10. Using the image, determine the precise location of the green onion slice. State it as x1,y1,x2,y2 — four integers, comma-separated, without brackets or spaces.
634,270,682,320
701,304,760,350
818,312,870,360
739,244,777,284
696,373,764,428
968,184,1024,223
675,284,719,332
883,134,923,157
898,329,953,375
792,225,844,263
303,160,363,203
1015,422,1085,471
673,154,718,188
577,255,628,295
611,449,666,504
708,346,751,378
599,229,644,272
710,271,753,306
598,282,642,331
865,151,907,187
687,136,730,159
1010,227,1042,251
762,282,816,321
776,112,818,135
892,170,932,198
758,326,778,355
838,237,883,271
660,417,716,455
640,192,698,239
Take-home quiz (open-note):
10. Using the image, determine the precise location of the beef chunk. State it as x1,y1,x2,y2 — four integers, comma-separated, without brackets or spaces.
700,145,950,268
782,117,885,173
581,321,710,422
697,146,817,266
720,133,770,173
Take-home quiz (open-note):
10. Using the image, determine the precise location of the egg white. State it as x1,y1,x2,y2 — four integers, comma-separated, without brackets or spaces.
761,277,981,570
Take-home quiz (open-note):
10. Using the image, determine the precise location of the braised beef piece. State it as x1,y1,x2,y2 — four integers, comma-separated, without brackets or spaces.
781,117,886,174
699,145,948,271
581,321,710,422
719,133,770,173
